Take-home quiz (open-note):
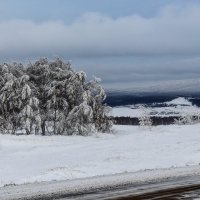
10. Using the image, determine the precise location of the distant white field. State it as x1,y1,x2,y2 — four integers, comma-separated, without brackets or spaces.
110,97,200,117
1,124,200,187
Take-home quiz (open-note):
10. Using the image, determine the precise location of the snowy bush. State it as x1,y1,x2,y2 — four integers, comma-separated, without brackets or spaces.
174,114,194,125
138,105,153,129
0,58,112,135
174,112,200,125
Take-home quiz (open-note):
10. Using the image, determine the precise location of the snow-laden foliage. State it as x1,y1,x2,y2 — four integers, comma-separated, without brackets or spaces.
138,105,152,129
0,58,112,135
174,112,200,125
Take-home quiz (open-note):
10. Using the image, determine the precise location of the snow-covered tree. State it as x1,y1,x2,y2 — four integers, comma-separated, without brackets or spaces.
0,64,27,134
0,64,41,135
84,76,113,132
138,105,153,129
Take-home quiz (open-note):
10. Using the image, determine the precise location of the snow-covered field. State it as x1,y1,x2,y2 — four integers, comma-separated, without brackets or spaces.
110,97,200,117
1,124,200,187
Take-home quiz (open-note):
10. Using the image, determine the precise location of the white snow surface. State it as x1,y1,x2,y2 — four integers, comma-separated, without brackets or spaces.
1,124,200,187
110,97,200,117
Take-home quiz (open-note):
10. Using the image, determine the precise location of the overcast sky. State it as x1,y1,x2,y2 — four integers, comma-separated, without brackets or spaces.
1,0,200,90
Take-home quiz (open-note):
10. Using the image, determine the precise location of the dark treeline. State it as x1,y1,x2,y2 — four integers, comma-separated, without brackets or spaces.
113,116,182,126
106,93,200,107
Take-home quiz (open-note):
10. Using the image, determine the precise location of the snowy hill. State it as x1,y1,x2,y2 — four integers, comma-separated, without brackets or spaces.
166,97,192,106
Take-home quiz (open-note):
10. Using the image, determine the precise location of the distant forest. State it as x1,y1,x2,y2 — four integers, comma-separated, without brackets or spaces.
105,93,200,107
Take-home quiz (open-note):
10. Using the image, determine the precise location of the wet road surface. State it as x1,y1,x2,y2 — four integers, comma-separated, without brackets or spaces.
58,185,200,200
116,184,200,199
57,177,200,200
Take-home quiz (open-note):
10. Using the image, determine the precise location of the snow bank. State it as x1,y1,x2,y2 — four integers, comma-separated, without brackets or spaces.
1,124,200,187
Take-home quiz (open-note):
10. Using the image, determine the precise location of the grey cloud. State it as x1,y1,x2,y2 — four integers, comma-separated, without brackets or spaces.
0,4,200,58
1,4,200,90
75,56,200,76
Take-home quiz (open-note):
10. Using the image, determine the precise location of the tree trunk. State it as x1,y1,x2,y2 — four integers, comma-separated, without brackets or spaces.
41,121,46,136
54,108,56,135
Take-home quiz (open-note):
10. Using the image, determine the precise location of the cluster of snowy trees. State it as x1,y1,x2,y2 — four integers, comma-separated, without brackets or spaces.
0,58,112,135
